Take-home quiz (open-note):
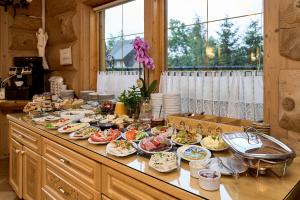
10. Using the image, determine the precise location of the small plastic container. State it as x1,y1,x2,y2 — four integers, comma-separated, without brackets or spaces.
189,159,210,178
198,169,221,191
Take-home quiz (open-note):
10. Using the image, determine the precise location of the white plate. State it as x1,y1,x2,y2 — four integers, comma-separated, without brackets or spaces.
121,131,149,142
150,126,176,137
88,134,121,145
149,152,178,173
58,123,90,133
200,139,229,152
45,116,61,121
208,157,248,175
69,126,99,140
106,141,137,157
177,145,211,162
138,140,173,154
32,116,47,123
171,134,202,146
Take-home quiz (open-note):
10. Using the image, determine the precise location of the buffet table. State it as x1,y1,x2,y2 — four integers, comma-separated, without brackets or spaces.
7,113,300,200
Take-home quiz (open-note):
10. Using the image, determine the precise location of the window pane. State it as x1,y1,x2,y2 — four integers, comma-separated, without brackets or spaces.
105,34,144,70
123,0,144,36
105,5,123,39
168,0,207,27
168,23,207,68
208,0,263,21
206,15,263,68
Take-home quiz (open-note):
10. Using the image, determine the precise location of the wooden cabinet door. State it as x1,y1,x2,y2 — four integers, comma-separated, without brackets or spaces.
9,138,23,198
23,146,42,200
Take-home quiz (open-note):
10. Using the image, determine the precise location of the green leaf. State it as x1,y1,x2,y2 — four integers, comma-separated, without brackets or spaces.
147,80,158,96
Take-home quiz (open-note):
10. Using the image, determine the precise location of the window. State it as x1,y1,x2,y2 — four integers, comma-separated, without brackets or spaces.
167,0,263,70
101,0,144,71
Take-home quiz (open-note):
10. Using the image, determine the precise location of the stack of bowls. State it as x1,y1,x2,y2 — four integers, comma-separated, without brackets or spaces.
60,90,75,99
163,93,181,118
88,92,99,101
151,93,163,119
80,91,95,101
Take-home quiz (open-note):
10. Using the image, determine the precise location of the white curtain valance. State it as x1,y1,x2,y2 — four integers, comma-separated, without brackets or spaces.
159,71,263,121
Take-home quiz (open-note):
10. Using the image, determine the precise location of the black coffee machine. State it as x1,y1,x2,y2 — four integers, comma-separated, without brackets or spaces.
5,57,45,100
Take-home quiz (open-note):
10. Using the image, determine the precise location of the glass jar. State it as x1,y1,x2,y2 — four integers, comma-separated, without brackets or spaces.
139,97,152,124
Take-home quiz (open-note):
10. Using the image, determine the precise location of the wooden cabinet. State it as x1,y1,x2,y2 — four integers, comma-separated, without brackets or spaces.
41,158,100,200
10,122,41,153
23,146,42,200
9,138,23,198
9,138,41,200
102,195,111,200
102,165,177,200
42,138,101,190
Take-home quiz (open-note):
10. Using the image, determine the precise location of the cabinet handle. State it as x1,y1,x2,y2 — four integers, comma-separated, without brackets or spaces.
58,187,69,196
15,149,20,154
18,134,23,138
59,158,70,164
21,151,25,155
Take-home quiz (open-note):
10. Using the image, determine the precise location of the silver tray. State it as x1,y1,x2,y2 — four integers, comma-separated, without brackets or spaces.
221,132,296,160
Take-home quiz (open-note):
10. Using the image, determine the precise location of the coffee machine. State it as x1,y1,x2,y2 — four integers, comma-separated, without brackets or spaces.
5,57,45,100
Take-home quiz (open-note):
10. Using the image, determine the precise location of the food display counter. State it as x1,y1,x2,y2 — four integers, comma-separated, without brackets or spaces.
7,113,300,200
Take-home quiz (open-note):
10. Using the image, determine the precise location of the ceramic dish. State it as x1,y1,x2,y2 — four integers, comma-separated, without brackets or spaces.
149,152,178,173
122,130,149,142
189,159,211,178
177,145,211,162
200,135,229,151
126,123,151,132
58,123,90,133
106,140,137,157
171,130,202,146
69,126,99,140
60,111,85,122
150,125,176,137
88,129,121,144
138,135,173,154
45,115,61,122
198,169,221,191
44,118,71,130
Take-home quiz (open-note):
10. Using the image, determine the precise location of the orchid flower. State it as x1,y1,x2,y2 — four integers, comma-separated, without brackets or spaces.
133,37,155,70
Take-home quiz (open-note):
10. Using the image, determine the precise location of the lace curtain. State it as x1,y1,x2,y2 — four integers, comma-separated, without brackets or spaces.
97,71,141,99
159,71,263,121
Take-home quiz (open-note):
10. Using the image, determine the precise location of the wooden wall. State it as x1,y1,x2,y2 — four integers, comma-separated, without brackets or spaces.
45,0,98,95
264,0,300,153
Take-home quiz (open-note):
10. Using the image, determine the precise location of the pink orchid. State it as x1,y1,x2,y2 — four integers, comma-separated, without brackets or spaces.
133,37,155,70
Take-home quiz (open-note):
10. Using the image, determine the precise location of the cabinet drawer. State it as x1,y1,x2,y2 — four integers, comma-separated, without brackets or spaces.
10,122,41,153
42,138,101,190
102,165,177,200
42,158,100,200
42,188,59,200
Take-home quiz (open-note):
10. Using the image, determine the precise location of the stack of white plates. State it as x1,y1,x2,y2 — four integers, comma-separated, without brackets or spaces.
151,93,163,119
60,90,75,99
163,93,181,118
80,91,95,101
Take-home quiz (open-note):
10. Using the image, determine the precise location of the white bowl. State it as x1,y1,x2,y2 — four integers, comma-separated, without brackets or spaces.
189,159,210,178
60,111,85,122
198,169,221,191
15,81,24,87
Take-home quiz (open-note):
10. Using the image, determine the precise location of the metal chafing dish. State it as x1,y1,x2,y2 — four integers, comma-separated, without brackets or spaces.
221,129,296,177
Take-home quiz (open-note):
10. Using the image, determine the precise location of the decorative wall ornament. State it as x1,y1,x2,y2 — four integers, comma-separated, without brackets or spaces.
36,27,49,69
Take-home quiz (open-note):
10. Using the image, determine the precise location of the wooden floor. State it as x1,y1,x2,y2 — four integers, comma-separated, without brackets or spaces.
0,158,19,200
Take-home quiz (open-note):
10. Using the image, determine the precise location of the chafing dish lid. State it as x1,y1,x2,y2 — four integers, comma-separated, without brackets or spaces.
221,132,295,160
